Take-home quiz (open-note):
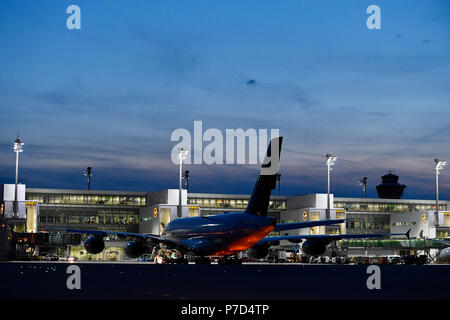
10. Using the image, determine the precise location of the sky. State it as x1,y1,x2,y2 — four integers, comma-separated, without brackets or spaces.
0,0,449,199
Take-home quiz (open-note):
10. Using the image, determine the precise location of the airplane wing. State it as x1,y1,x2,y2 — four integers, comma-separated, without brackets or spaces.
274,219,345,232
256,229,411,245
46,227,167,243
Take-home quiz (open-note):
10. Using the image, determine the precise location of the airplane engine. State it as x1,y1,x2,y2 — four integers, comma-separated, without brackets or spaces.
125,241,148,259
301,239,327,256
438,247,450,263
84,235,105,254
247,244,270,259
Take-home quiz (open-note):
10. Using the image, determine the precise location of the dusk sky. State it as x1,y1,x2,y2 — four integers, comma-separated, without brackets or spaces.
0,1,449,199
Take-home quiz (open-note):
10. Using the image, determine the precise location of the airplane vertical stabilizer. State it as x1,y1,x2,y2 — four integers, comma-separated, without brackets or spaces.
245,136,283,216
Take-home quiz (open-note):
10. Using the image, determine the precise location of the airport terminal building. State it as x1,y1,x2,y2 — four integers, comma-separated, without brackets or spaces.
1,183,448,260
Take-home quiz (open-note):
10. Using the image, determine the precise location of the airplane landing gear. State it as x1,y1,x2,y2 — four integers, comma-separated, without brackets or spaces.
154,248,187,264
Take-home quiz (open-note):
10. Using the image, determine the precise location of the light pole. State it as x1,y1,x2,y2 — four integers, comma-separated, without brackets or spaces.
84,167,93,190
434,159,447,227
178,148,189,218
13,136,24,217
358,176,367,198
184,170,190,193
276,173,281,196
326,154,337,220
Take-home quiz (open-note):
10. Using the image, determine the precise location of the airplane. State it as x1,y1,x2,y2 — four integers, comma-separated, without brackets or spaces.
246,229,411,260
438,246,450,263
429,238,450,263
49,136,408,264
403,236,450,263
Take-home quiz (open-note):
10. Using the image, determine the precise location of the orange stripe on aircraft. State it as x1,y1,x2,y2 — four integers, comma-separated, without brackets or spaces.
212,225,274,256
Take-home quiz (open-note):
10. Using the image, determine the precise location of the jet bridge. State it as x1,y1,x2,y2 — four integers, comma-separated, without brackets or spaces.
339,238,448,250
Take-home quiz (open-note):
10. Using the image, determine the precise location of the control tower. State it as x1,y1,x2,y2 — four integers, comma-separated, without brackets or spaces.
376,171,406,199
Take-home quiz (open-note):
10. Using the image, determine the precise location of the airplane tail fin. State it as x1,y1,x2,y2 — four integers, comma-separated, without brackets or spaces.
245,136,283,216
406,229,411,239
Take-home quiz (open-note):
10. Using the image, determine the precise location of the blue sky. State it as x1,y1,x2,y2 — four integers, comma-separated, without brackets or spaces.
0,0,449,199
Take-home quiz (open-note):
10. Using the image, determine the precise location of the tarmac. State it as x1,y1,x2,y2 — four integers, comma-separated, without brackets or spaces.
1,261,449,300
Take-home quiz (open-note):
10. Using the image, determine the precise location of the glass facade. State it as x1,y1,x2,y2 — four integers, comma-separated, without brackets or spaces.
188,197,286,210
38,206,140,233
25,191,145,234
26,193,146,206
335,201,446,213
345,214,390,233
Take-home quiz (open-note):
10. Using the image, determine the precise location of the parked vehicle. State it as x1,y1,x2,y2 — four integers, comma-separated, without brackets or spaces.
267,250,287,263
387,255,401,264
138,254,153,262
43,254,59,261
59,256,78,262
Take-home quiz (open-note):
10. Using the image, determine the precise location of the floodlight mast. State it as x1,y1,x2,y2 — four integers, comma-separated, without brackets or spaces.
178,149,189,218
84,167,93,190
358,177,368,198
13,136,24,218
184,170,190,193
276,173,281,196
435,159,447,227
326,154,337,220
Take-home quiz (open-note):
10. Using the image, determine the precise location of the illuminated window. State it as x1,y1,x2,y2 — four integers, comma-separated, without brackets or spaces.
160,208,171,235
437,230,449,239
50,195,63,204
444,213,450,227
90,196,98,204
189,206,199,217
